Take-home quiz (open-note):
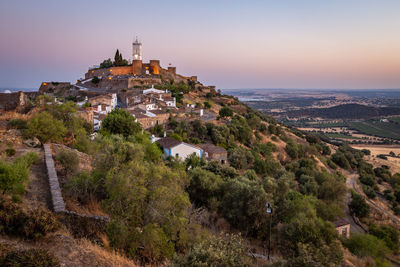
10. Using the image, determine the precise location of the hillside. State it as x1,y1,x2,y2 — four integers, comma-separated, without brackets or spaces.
287,103,400,119
1,82,400,266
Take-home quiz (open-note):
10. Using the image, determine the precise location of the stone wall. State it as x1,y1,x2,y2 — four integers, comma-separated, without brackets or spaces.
44,144,66,213
44,144,110,240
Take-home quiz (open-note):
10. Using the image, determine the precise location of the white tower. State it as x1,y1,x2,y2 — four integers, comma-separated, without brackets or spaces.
132,37,142,61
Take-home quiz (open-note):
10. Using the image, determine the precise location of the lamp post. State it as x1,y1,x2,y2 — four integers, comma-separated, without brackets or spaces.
266,202,273,261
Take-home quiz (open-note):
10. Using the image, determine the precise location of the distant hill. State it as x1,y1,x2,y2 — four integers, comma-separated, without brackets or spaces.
286,103,400,119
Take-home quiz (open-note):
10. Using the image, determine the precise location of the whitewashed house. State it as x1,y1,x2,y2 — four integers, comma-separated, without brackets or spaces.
157,137,203,160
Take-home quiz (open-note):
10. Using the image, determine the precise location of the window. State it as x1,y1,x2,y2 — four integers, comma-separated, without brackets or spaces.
341,227,347,237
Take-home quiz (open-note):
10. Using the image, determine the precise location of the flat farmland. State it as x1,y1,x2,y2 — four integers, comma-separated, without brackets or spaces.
351,144,400,156
349,121,400,139
352,144,400,174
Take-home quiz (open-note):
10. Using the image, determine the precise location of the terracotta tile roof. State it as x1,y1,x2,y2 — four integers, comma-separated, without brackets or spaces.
157,137,181,149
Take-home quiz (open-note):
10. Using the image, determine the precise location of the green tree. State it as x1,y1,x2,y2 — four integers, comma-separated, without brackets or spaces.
221,177,269,237
26,112,67,143
349,191,370,218
344,233,389,259
100,58,113,68
219,107,233,118
369,224,399,252
188,167,224,210
100,108,141,137
114,49,121,66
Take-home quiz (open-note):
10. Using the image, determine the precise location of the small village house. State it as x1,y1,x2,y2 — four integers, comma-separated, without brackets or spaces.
157,137,203,160
334,218,350,238
198,143,228,164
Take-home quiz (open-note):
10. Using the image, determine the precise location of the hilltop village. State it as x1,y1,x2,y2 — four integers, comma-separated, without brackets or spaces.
2,40,228,162
1,41,400,266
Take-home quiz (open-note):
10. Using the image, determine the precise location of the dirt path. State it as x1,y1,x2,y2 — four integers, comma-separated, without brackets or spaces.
23,147,52,210
347,172,400,224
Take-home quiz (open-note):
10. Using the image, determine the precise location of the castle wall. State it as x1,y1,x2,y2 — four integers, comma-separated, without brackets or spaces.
132,60,143,75
85,66,132,79
168,67,176,75
128,77,162,88
150,60,161,75
98,77,129,90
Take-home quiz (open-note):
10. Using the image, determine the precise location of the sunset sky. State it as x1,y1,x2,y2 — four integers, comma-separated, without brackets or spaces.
1,0,400,89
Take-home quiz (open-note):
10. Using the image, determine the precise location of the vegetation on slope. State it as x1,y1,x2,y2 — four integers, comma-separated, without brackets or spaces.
3,90,400,266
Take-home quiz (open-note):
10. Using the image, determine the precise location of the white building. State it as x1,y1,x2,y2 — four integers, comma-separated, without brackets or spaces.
157,137,203,160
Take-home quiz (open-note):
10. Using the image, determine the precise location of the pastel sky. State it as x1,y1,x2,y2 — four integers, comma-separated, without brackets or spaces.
1,0,400,89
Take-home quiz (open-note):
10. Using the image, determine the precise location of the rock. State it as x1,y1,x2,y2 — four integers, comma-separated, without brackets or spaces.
23,137,41,147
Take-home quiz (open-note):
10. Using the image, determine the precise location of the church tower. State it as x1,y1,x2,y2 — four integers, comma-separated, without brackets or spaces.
132,37,142,60
132,37,143,75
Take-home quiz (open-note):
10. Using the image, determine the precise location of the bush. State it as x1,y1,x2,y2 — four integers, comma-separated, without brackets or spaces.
219,107,233,118
349,191,370,218
0,197,58,240
55,150,79,175
362,185,376,199
65,172,103,204
173,234,250,266
369,224,399,252
100,108,141,137
344,233,389,259
91,76,100,84
0,249,59,267
188,168,224,211
0,152,38,195
26,112,67,143
7,119,27,130
5,147,16,157
377,154,388,160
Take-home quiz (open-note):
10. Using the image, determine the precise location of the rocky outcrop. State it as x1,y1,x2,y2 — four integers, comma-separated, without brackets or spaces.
23,137,41,148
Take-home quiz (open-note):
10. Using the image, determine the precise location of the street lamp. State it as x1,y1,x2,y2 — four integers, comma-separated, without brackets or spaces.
266,202,273,261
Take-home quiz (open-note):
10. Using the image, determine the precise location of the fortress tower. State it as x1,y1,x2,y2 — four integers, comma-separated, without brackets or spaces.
132,37,142,60
132,37,143,75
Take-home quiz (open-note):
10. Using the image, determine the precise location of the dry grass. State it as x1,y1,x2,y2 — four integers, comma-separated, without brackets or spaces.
77,238,138,267
342,247,375,267
351,144,400,156
0,111,30,121
65,198,107,216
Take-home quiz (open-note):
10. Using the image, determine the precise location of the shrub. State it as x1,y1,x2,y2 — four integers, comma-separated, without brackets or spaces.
26,112,67,143
7,119,27,130
384,190,395,202
5,147,16,157
11,194,22,203
188,168,224,210
362,185,376,199
0,249,59,267
344,233,389,259
369,224,399,252
219,107,233,118
377,154,388,160
349,191,370,218
65,172,103,204
55,150,79,175
100,108,141,137
0,197,58,239
0,152,38,195
173,234,250,266
91,76,100,84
